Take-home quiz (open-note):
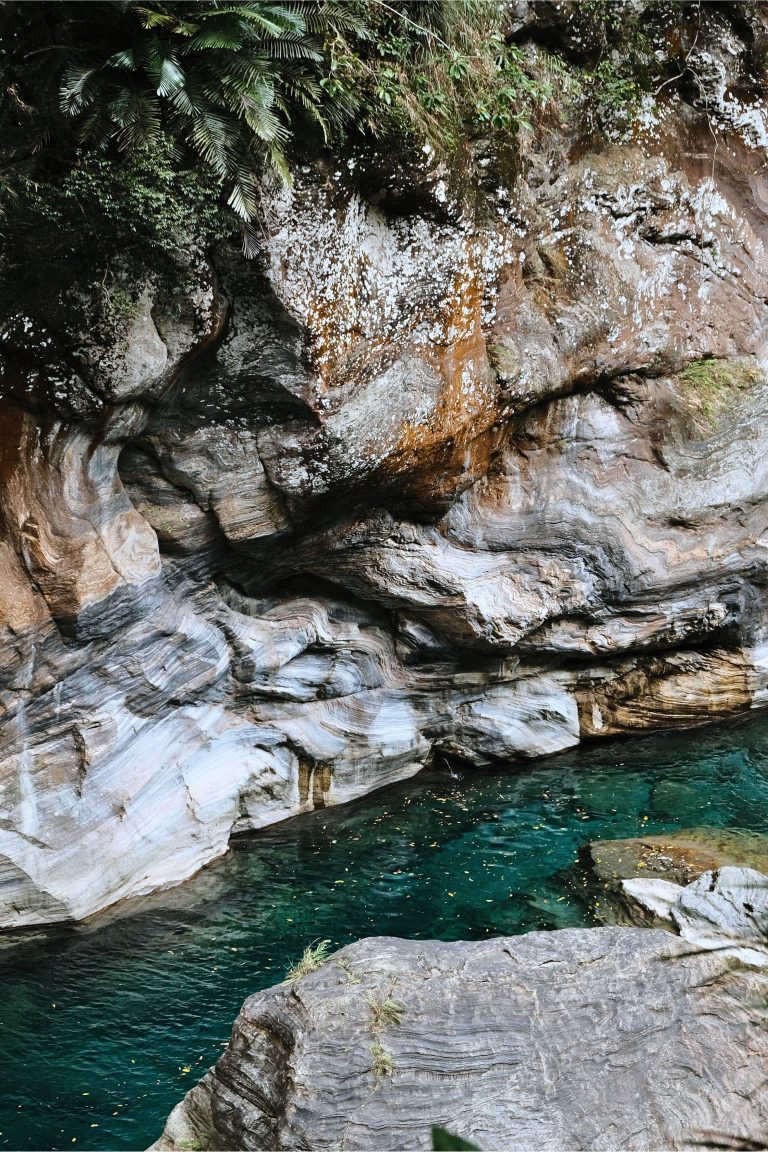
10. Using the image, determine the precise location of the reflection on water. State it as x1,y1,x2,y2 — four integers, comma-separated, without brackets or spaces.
3,713,768,1151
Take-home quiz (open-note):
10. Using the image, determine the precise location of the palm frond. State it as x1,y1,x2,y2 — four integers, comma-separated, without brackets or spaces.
196,5,306,38
156,54,186,96
184,29,249,52
135,7,176,30
60,65,100,114
106,48,137,70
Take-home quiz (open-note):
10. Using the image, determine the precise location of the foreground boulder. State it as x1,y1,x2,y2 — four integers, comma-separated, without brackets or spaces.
153,929,768,1152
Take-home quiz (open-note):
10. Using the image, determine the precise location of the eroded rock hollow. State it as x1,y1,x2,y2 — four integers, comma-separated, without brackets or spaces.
4,4,768,926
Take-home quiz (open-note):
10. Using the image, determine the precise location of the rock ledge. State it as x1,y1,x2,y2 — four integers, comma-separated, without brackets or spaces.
153,926,768,1152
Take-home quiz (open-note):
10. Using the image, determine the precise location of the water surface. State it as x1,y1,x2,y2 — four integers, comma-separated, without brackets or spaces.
3,713,768,1151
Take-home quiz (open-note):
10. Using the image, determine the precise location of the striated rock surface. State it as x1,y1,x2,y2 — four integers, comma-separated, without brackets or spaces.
153,928,768,1152
6,4,768,924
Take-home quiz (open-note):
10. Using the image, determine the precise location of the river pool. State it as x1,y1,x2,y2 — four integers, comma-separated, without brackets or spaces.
3,713,768,1151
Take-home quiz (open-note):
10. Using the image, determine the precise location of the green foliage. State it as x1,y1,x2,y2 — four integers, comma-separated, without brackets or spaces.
563,0,661,131
322,1,553,150
8,139,232,258
588,59,641,117
678,358,765,434
431,1126,481,1151
0,0,554,251
286,938,333,981
366,993,408,1029
56,1,341,218
370,1038,394,1078
0,0,687,258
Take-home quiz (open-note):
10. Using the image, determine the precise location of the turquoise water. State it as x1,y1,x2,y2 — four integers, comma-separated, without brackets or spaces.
3,713,768,1151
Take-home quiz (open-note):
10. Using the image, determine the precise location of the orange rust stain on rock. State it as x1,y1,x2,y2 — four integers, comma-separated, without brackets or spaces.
379,275,501,504
577,649,753,737
0,402,53,631
298,757,333,810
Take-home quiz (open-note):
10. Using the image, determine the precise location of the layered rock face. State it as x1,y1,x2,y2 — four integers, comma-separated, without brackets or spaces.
153,927,768,1151
4,4,768,925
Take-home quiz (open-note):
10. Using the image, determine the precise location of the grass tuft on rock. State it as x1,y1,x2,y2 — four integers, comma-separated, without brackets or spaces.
366,993,408,1029
286,939,333,981
370,1039,394,1078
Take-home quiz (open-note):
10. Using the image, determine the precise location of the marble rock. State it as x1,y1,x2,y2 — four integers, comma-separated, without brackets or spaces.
617,865,768,963
153,929,768,1151
4,5,768,924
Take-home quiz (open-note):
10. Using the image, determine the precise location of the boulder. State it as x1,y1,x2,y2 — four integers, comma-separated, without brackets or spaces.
152,929,768,1152
618,866,768,966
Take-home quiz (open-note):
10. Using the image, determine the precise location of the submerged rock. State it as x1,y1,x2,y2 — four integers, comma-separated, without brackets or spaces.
153,929,768,1152
589,827,768,887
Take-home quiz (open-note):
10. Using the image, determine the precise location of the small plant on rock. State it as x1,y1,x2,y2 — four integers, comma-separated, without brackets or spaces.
366,987,407,1080
678,358,765,434
431,1127,481,1151
370,1039,394,1079
286,939,333,981
365,993,408,1029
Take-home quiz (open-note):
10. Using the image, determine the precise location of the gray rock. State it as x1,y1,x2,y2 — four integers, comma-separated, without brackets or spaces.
675,866,768,943
619,866,768,965
152,929,768,1151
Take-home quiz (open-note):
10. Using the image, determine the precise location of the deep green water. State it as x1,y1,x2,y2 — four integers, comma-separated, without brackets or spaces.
4,713,768,1152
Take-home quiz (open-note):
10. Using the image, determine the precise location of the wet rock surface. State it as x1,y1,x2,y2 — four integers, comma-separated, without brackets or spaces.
5,5,768,924
153,928,768,1152
589,826,768,886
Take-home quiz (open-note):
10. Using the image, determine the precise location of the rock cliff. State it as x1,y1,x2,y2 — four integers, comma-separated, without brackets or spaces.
153,924,768,1151
5,2,768,925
